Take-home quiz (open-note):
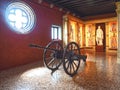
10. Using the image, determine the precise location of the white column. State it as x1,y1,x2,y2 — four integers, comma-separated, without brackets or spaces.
116,2,120,63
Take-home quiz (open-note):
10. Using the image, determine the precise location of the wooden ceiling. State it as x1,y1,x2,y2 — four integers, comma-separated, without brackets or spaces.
44,0,119,19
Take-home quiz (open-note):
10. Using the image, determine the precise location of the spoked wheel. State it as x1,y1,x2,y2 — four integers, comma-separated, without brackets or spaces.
63,42,80,77
43,41,63,71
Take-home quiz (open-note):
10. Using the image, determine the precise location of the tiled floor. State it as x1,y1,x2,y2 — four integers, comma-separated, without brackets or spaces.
0,51,120,90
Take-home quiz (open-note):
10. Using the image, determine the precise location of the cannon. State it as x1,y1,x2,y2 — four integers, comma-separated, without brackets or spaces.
29,40,87,77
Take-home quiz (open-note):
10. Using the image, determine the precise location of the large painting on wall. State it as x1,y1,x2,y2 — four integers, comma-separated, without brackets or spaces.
85,24,94,47
77,24,83,47
109,22,117,49
68,20,77,42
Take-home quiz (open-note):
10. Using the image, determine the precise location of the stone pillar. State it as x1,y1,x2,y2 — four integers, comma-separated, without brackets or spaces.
63,15,68,46
105,22,109,52
116,2,120,62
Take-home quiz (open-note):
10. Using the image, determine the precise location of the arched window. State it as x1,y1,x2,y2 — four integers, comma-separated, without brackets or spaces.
5,1,36,34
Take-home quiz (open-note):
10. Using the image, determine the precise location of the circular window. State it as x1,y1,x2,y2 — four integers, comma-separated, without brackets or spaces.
5,1,36,34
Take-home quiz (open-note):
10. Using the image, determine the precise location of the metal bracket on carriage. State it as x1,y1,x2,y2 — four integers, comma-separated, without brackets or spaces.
78,54,87,62
50,68,59,75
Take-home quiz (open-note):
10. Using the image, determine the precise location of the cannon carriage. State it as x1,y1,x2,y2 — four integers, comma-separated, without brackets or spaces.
29,40,87,77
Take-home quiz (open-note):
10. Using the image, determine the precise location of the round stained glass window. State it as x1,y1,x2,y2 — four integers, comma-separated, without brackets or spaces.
5,1,36,34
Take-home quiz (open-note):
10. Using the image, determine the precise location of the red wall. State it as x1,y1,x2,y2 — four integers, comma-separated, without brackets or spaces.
0,0,64,70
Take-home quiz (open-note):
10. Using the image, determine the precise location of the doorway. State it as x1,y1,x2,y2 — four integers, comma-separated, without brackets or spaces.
95,23,106,52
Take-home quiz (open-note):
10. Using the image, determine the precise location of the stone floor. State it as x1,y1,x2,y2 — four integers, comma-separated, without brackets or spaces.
0,51,120,90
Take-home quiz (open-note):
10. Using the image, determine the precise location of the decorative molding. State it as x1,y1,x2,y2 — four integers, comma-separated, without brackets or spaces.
116,2,120,9
116,2,120,14
84,17,117,24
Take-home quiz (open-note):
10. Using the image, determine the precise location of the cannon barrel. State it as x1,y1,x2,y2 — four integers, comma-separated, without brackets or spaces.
29,44,57,51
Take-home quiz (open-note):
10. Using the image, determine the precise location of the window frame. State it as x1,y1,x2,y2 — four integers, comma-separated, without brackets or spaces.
51,25,62,40
5,1,36,34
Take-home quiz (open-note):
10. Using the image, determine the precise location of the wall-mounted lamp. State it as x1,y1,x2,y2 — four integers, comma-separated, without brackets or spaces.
59,8,63,11
50,4,54,8
38,0,42,4
66,11,70,14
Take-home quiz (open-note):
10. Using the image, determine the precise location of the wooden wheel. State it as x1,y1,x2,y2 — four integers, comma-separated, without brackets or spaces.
63,42,80,77
43,41,63,71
